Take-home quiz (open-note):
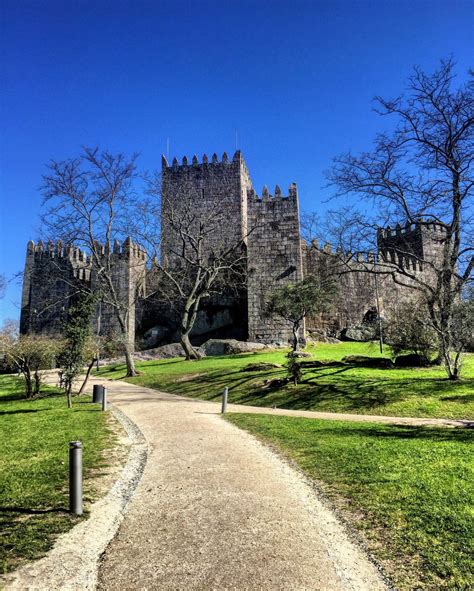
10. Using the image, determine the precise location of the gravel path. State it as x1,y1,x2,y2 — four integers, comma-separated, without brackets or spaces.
224,403,472,428
95,378,386,590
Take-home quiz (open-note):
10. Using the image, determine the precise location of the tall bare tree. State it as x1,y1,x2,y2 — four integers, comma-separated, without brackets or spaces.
41,147,143,376
134,171,253,360
325,59,474,379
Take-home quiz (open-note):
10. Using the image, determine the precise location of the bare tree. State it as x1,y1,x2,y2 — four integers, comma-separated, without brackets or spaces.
134,171,253,360
5,335,60,398
41,147,144,377
325,59,474,380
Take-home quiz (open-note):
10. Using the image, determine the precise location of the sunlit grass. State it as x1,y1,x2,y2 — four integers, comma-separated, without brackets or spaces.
0,375,113,574
226,413,474,590
98,342,474,419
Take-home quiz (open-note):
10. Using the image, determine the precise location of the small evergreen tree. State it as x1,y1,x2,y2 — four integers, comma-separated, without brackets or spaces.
59,291,96,408
286,353,303,386
267,275,338,352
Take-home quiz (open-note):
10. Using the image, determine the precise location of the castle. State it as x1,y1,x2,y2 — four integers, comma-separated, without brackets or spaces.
20,151,444,347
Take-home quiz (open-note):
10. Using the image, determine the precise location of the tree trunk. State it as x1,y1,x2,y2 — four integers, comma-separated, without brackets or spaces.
180,332,202,360
291,323,300,352
66,384,73,408
124,344,138,377
78,358,96,395
427,299,459,380
442,344,461,381
114,309,139,378
179,294,203,360
23,369,33,399
33,371,41,396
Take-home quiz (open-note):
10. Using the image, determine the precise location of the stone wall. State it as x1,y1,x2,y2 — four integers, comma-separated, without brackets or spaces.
161,152,251,266
20,239,146,350
304,241,429,335
20,241,91,335
91,239,147,347
247,184,304,343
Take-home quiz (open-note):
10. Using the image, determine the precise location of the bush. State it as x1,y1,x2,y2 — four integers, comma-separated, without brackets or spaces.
5,336,60,398
386,303,438,364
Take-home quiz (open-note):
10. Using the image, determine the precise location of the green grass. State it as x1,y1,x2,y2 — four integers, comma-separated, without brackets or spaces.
98,342,474,419
225,413,474,590
0,374,113,574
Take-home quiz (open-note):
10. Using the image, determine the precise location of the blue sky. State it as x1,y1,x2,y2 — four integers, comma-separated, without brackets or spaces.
1,0,473,322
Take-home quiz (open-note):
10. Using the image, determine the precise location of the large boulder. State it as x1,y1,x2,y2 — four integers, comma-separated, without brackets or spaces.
141,325,171,349
307,328,341,344
135,343,185,360
301,359,344,368
340,326,377,342
287,350,312,358
199,339,266,356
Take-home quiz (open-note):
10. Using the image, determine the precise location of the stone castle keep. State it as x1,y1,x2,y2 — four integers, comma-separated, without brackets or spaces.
20,151,444,347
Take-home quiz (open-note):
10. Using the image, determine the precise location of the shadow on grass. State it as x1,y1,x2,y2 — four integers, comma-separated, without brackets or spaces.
0,409,44,415
440,394,474,403
294,423,474,442
0,506,68,515
1,391,65,404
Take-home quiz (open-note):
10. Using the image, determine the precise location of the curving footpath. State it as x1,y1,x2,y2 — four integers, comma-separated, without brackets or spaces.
95,377,387,590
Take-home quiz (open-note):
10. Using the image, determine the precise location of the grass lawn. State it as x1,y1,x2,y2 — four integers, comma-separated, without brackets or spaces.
225,413,473,590
0,374,114,575
98,342,474,419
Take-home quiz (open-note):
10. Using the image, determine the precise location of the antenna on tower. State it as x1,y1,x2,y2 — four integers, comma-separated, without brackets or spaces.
235,130,239,150
166,137,170,161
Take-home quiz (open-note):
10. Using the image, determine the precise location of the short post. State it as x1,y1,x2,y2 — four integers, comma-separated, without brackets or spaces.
102,387,108,411
69,441,83,515
92,384,104,404
221,386,228,414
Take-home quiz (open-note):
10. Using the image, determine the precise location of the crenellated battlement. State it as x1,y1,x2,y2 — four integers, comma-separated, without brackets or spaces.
162,150,249,174
247,182,298,204
379,249,423,272
27,238,147,262
305,240,424,273
377,220,448,240
27,240,90,263
377,219,446,268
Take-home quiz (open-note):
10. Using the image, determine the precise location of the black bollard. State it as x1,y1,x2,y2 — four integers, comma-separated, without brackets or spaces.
92,384,104,404
69,441,83,515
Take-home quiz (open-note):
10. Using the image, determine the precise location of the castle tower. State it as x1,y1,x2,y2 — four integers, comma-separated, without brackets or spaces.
90,238,147,349
377,221,446,274
247,183,304,343
20,241,91,335
160,151,253,266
